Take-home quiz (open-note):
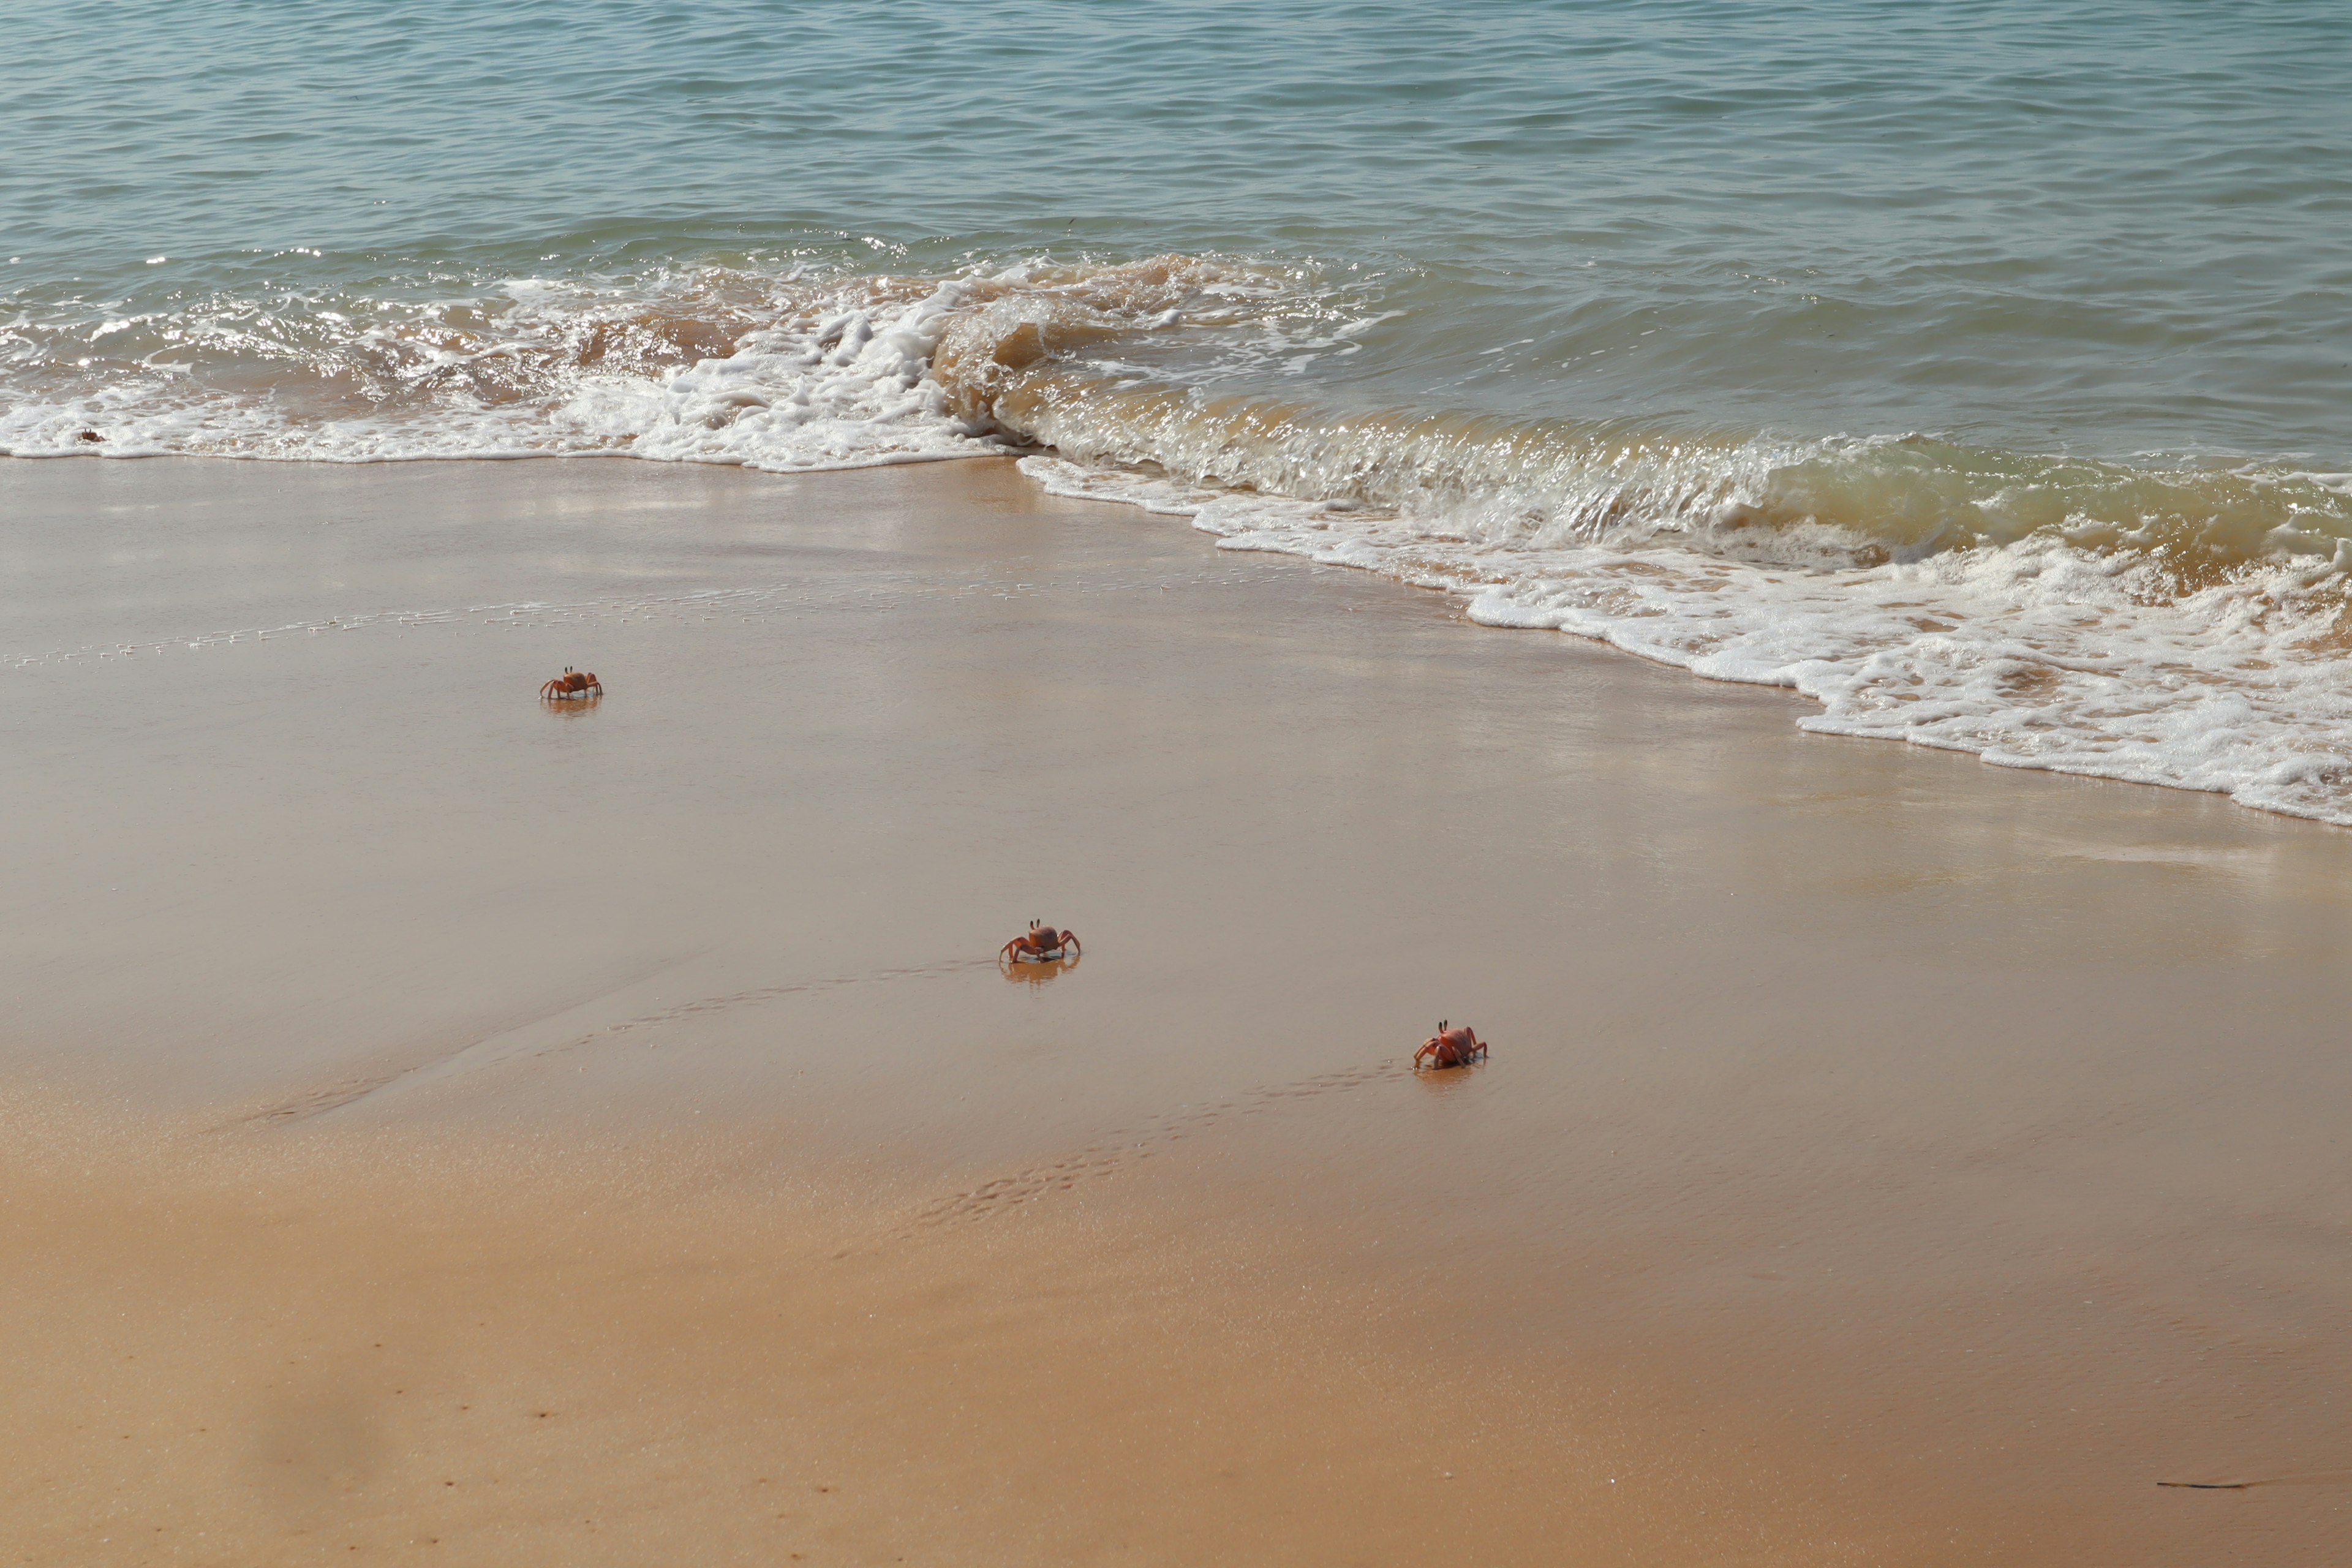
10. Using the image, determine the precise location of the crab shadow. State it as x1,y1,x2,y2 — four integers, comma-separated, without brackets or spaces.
999,951,1081,988
540,693,603,718
1410,1056,1488,1093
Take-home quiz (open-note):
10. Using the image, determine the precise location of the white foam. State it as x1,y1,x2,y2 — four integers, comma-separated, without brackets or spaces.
1021,456,2352,827
548,280,1001,471
0,270,1012,469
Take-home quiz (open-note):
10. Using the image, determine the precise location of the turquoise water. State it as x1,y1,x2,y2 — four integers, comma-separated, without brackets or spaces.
9,0,2352,818
9,0,2348,452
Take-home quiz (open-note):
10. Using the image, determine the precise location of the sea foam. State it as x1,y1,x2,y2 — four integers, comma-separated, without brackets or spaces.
1020,457,2352,824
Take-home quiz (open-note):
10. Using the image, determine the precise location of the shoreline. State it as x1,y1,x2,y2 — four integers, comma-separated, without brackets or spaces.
21,439,2352,837
6,453,2350,1563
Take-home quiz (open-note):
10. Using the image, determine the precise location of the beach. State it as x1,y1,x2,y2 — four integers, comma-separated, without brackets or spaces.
6,454,2349,1563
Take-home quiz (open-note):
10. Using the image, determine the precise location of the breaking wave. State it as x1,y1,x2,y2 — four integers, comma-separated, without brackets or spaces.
9,253,2352,823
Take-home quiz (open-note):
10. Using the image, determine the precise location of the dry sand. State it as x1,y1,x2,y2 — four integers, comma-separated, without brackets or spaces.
4,454,2350,1564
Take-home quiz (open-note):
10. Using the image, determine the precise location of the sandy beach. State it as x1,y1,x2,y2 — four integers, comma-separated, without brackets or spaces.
6,454,2351,1564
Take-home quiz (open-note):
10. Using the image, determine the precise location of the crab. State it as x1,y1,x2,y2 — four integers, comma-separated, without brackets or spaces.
1000,919,1080,964
540,666,603,700
1414,1020,1488,1070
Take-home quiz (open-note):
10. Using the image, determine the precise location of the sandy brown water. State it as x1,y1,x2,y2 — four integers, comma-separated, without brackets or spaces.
4,455,2350,1564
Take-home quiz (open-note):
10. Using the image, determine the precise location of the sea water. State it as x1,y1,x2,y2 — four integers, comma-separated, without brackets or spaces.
6,0,2351,818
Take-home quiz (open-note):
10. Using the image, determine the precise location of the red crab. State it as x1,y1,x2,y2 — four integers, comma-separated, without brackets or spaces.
1000,919,1080,963
540,666,603,700
1414,1020,1488,1070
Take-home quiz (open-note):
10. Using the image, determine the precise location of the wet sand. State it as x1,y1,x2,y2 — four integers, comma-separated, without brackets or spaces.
4,454,2350,1564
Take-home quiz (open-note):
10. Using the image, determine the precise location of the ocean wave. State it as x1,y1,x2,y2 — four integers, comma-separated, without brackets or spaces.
0,254,1294,469
1021,457,2352,824
959,274,2352,827
9,252,2352,823
2,263,988,467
